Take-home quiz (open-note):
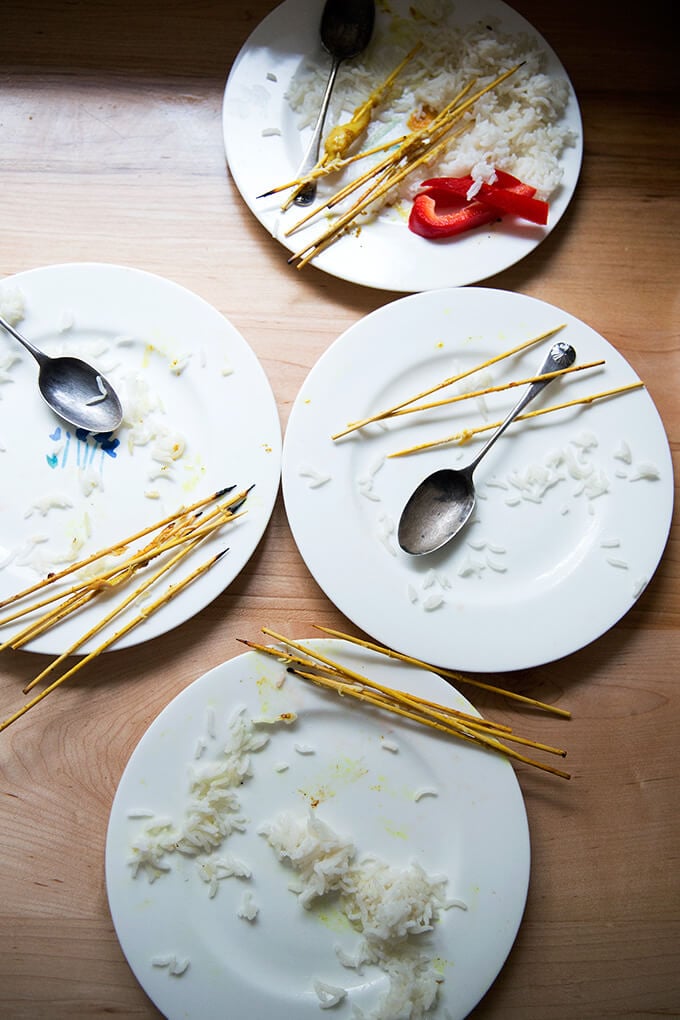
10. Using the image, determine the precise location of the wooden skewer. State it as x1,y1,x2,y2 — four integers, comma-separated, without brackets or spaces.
0,491,250,632
388,382,645,457
255,629,568,759
257,134,411,199
282,43,423,211
290,122,468,267
287,63,523,266
21,526,216,692
331,326,566,440
0,549,228,735
285,71,497,241
0,485,236,611
289,667,570,779
313,625,571,718
383,360,605,420
289,666,565,755
293,666,567,760
0,588,99,653
239,636,513,734
283,84,475,237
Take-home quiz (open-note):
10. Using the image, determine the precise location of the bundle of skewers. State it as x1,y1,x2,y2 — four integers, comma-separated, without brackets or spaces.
259,44,526,268
0,485,252,733
240,625,572,780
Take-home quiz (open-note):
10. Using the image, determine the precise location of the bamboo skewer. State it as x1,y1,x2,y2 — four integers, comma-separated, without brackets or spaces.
0,491,250,636
0,485,237,612
0,549,228,735
257,134,411,199
286,63,523,267
21,526,218,693
281,43,423,211
239,637,513,734
388,382,645,457
289,667,569,779
312,624,571,718
290,123,469,268
282,78,477,239
244,628,570,778
331,325,566,440
382,359,605,420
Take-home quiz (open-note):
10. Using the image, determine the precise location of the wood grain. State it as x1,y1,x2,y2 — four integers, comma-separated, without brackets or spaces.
0,1,678,1017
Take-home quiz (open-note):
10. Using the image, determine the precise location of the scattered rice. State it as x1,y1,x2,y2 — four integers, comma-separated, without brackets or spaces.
314,979,347,1009
151,953,190,976
629,462,660,482
0,285,25,324
413,787,438,802
606,557,629,570
299,465,332,488
237,889,259,921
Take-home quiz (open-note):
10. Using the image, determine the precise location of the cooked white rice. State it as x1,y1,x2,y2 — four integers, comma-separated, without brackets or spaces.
260,810,457,1019
286,2,577,202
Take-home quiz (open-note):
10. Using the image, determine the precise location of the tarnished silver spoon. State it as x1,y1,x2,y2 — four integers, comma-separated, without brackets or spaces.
293,0,375,207
397,341,577,556
0,313,123,433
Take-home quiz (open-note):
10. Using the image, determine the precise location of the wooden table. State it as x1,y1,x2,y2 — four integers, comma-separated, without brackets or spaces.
1,2,678,1017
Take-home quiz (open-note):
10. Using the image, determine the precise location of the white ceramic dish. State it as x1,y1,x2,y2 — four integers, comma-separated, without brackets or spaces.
281,288,673,672
106,639,530,1020
222,0,582,292
0,264,281,655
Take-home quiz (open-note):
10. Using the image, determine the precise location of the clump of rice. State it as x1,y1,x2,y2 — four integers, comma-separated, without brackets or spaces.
260,810,457,1019
286,5,577,202
128,707,271,882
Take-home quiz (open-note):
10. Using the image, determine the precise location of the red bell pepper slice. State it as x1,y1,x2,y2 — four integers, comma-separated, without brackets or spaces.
422,169,537,198
408,192,499,239
418,171,548,225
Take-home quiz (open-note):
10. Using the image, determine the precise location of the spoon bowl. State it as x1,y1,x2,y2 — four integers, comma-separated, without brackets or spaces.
293,0,375,206
398,341,576,556
0,313,123,433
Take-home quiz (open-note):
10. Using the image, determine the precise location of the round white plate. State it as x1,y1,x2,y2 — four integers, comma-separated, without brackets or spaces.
106,639,530,1020
222,0,582,292
281,288,673,672
0,264,281,655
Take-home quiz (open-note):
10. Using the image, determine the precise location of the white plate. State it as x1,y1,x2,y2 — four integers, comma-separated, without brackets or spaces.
281,288,674,672
222,0,582,292
0,264,281,655
106,639,530,1020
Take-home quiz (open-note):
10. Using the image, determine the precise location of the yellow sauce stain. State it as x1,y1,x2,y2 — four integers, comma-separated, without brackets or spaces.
299,756,369,807
313,904,354,934
262,443,273,453
142,343,157,369
180,454,207,493
381,817,408,840
407,103,437,131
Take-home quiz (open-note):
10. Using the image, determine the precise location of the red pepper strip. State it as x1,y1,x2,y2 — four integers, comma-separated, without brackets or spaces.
422,169,537,198
408,192,499,239
419,174,548,225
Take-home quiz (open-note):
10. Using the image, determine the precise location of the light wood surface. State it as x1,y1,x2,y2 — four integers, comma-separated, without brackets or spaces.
1,1,678,1017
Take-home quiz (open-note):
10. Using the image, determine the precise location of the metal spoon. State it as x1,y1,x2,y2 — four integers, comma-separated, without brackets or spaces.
0,313,123,433
293,0,375,206
397,341,577,556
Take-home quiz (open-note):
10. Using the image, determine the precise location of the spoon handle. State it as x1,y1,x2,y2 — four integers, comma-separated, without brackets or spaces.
467,341,576,475
293,56,341,205
0,314,49,368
